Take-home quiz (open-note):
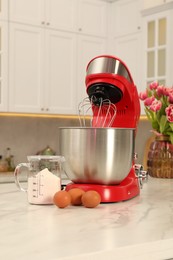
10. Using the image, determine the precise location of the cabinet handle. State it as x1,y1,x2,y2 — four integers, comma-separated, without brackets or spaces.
41,108,49,112
78,28,82,32
137,26,141,30
41,21,45,25
46,22,50,26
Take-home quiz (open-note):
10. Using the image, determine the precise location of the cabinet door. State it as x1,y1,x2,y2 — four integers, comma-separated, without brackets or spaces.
0,0,8,20
45,0,77,32
77,0,108,37
111,33,143,112
143,10,173,88
110,0,141,37
45,30,77,114
114,34,142,88
9,0,44,26
0,21,8,111
9,23,45,113
77,35,107,108
112,33,142,88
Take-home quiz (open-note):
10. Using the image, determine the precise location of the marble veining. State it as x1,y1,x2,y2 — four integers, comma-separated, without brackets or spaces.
1,178,173,259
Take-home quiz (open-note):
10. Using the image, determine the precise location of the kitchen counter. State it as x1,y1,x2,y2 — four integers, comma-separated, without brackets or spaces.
0,171,25,183
1,178,173,260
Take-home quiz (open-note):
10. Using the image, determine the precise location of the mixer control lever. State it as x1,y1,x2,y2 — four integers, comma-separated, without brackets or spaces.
134,164,148,189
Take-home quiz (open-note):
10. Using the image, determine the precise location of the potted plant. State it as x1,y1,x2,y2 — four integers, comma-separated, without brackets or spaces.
139,81,173,178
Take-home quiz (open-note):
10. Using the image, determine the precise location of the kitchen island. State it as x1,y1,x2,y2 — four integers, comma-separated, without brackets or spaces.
1,177,173,260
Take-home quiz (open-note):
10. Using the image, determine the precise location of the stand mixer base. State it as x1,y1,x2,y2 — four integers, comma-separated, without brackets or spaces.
65,177,140,203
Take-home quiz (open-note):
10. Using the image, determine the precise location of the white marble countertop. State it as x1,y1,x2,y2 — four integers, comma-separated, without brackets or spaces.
1,178,173,260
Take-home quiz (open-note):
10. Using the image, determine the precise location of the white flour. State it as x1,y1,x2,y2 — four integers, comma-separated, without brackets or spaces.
27,168,61,204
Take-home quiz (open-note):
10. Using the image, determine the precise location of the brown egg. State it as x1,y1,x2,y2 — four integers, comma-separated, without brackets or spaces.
53,190,71,208
81,190,101,208
68,188,85,206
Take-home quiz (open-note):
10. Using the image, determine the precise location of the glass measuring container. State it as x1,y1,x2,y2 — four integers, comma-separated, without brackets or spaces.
14,155,64,204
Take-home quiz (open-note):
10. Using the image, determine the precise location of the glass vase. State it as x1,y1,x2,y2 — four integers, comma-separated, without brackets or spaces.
147,135,173,178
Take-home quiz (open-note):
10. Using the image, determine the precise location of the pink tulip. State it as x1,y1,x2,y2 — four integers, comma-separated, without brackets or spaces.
149,81,159,90
144,96,155,106
156,85,170,97
163,87,170,96
149,99,162,112
166,104,173,122
139,91,148,101
161,87,169,96
168,89,173,104
156,85,164,97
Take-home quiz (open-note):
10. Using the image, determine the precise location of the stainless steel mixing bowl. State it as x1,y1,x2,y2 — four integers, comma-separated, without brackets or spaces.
59,127,135,185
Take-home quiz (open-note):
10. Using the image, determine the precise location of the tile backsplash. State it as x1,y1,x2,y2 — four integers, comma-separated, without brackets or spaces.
0,115,151,167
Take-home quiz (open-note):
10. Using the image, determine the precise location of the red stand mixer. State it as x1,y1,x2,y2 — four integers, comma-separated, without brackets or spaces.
60,55,141,202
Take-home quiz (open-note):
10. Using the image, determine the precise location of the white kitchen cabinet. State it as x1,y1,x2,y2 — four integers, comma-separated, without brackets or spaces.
9,23,44,113
108,0,142,91
9,0,107,37
77,35,107,106
45,0,77,32
77,0,108,37
142,9,173,88
110,33,142,94
0,0,8,21
109,0,142,37
8,0,108,114
9,21,106,114
9,0,44,26
108,0,143,113
0,21,8,111
0,1,8,112
44,30,77,114
9,0,77,31
9,23,77,114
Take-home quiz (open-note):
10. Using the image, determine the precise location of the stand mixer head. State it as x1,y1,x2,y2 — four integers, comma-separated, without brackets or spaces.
85,55,140,128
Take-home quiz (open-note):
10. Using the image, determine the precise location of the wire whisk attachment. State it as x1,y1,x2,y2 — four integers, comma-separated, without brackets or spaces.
78,97,117,127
